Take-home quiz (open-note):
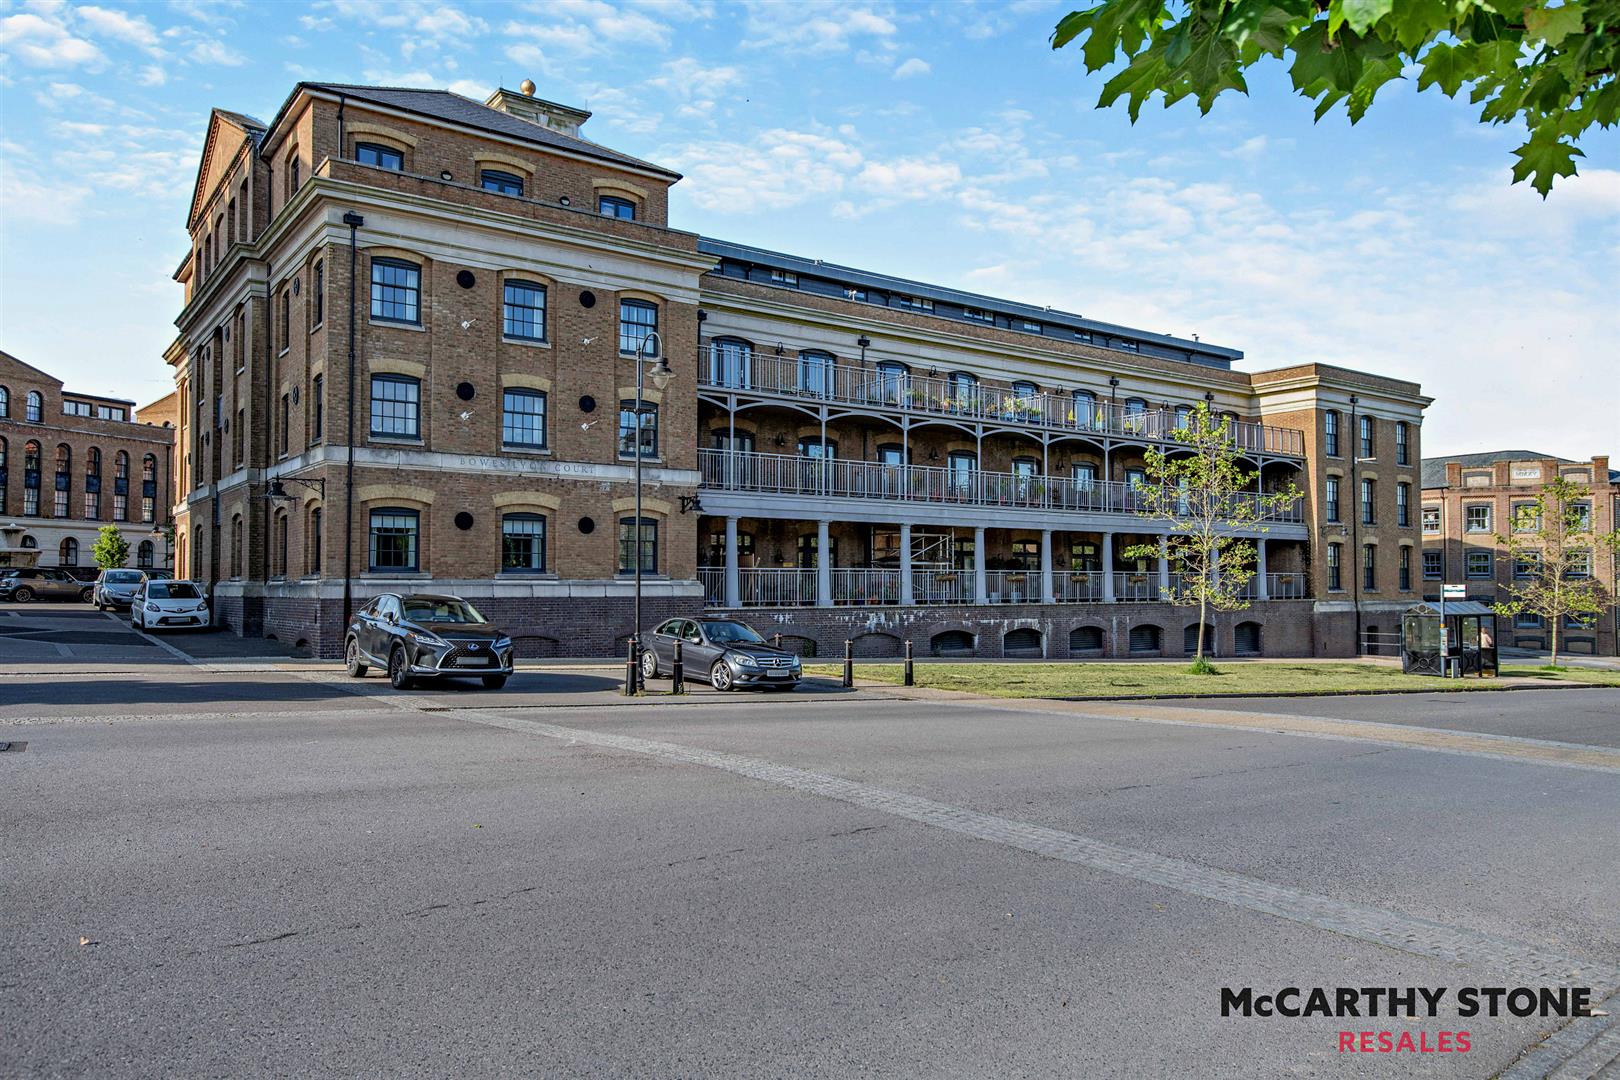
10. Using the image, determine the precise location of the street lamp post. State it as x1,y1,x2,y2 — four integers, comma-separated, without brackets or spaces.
624,331,673,695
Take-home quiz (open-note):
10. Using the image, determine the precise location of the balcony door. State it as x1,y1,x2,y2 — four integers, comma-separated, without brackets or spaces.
710,337,752,389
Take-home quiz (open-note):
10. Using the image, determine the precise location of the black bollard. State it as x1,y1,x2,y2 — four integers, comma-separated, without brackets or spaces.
672,639,685,695
623,636,638,696
842,639,854,688
903,639,914,686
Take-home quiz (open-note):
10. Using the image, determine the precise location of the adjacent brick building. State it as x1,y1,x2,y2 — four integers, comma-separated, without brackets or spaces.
1421,451,1618,655
168,79,1430,659
0,351,177,572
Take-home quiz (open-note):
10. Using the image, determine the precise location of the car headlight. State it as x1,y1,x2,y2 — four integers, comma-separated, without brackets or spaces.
493,637,512,651
730,652,760,668
408,630,448,648
197,600,208,610
146,603,159,612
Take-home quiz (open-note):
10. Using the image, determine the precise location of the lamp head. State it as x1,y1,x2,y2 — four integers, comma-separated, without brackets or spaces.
650,357,675,391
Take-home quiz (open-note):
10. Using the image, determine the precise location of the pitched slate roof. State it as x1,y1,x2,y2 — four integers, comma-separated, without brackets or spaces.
280,83,678,179
1420,450,1574,489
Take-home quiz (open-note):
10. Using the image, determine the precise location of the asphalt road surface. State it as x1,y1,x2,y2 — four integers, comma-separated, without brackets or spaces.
3,606,1618,1078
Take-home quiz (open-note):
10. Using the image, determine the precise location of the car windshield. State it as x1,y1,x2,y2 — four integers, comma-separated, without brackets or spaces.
403,598,486,624
148,582,201,600
106,571,144,583
704,621,766,645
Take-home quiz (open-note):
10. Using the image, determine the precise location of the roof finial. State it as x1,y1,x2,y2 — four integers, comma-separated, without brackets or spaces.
519,78,536,96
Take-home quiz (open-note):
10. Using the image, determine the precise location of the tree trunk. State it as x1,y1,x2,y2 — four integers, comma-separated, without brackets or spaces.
1550,619,1560,667
1196,548,1209,663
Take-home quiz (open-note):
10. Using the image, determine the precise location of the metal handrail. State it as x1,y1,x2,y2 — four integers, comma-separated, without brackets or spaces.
698,343,1306,457
698,449,1305,524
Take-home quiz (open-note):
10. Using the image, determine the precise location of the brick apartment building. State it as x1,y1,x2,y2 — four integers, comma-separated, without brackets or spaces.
0,351,177,573
168,79,1430,659
1422,451,1619,655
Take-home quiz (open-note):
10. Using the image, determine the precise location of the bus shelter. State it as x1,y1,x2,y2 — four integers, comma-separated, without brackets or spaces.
1401,601,1499,677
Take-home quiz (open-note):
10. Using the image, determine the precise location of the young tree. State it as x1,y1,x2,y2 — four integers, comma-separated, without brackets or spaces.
1493,476,1618,666
91,525,130,571
1050,1,1619,196
1123,403,1303,670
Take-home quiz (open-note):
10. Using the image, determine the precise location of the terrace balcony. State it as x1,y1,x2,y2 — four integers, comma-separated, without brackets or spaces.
697,342,1307,459
697,449,1306,530
695,566,1309,608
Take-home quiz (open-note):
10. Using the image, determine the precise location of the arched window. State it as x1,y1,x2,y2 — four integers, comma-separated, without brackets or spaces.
479,169,524,196
1069,625,1104,652
308,507,323,575
60,537,78,565
1003,627,1043,658
1073,389,1099,429
191,525,204,580
0,384,8,418
1011,380,1038,401
709,337,752,389
1128,624,1162,654
798,350,834,397
141,454,157,523
947,371,978,413
53,444,71,517
21,534,37,549
137,540,155,568
874,360,908,405
83,446,102,520
26,390,43,423
114,451,130,521
272,511,289,578
230,515,244,578
23,440,41,516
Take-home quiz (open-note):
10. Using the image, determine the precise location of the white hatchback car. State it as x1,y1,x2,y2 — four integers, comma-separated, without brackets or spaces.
131,579,211,632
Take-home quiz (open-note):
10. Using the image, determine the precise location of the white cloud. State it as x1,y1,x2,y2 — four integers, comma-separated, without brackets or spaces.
741,2,896,54
137,64,168,86
189,38,245,65
75,6,161,50
0,11,105,68
892,57,929,79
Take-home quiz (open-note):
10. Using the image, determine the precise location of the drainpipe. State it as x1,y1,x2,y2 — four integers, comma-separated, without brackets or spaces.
1349,393,1362,655
342,211,364,629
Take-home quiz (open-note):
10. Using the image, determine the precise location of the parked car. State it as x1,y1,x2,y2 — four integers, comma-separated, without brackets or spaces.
641,618,801,691
94,568,147,610
344,593,514,690
131,579,210,632
0,567,95,604
63,566,101,583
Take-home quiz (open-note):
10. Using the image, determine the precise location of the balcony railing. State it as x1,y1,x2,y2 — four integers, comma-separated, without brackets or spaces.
698,567,1310,608
699,449,1305,524
699,343,1306,457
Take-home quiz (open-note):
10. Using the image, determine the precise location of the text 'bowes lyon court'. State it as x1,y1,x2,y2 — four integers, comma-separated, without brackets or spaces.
169,79,1429,660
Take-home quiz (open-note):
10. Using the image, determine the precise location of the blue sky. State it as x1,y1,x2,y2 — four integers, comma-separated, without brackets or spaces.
1,0,1616,458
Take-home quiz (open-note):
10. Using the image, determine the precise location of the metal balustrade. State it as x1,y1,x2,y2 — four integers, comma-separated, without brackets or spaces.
699,566,1309,607
699,344,1307,457
699,449,1305,524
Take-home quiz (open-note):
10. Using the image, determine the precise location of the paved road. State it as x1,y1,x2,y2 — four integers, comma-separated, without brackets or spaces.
3,612,1618,1078
1171,689,1620,749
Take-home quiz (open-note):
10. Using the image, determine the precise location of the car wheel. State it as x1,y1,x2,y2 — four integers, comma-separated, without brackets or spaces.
80,587,95,604
12,587,33,603
640,649,660,681
710,660,734,691
388,646,413,690
345,637,368,679
481,675,508,690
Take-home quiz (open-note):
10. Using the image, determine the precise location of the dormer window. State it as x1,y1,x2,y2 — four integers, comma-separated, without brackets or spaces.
356,143,404,171
768,269,798,286
963,307,994,324
481,169,524,196
895,294,933,312
598,195,636,219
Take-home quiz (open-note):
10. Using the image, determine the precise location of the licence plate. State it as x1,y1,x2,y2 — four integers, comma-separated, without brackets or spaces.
455,656,491,667
766,671,791,678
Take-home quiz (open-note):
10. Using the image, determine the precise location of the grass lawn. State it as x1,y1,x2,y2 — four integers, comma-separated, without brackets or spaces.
803,660,1620,699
